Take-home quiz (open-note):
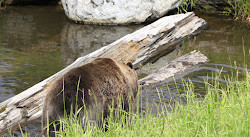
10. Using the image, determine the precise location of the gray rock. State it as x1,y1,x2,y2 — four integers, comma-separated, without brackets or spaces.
61,0,181,25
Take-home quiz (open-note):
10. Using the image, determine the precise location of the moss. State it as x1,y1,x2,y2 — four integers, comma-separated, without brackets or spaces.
0,106,7,113
202,5,217,12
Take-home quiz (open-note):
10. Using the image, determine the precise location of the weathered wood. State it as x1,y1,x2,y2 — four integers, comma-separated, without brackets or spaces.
139,50,209,87
0,12,207,134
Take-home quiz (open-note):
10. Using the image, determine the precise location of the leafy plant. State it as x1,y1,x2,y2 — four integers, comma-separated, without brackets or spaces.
178,0,199,13
225,0,249,21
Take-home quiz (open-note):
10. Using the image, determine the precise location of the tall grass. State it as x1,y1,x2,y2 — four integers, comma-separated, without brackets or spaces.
0,0,3,7
39,70,250,137
178,0,250,21
178,0,199,13
225,0,250,21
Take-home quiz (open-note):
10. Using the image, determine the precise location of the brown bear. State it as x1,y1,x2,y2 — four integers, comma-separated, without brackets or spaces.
41,58,138,137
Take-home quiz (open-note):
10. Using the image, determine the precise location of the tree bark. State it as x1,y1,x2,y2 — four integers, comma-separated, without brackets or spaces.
0,12,207,134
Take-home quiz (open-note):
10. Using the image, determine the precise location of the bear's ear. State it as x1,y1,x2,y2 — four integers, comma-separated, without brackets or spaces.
127,62,133,69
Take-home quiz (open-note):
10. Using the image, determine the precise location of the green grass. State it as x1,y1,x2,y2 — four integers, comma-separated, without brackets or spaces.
178,0,199,13
38,70,250,137
178,0,250,21
0,0,3,7
225,0,250,21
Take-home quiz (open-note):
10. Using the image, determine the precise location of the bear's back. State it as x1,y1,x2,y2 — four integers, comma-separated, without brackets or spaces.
42,58,138,137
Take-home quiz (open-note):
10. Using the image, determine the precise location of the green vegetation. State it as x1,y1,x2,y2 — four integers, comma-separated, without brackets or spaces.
178,0,199,13
225,0,250,21
0,0,6,11
202,4,217,11
0,105,6,113
37,71,250,137
178,0,250,21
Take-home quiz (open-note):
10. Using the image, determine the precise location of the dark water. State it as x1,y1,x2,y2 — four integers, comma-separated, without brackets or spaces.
138,11,250,108
0,6,249,136
0,6,143,102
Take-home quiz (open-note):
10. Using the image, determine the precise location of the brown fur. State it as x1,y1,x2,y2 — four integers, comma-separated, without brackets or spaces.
41,58,138,137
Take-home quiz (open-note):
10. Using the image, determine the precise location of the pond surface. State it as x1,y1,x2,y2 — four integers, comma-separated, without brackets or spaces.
0,6,249,136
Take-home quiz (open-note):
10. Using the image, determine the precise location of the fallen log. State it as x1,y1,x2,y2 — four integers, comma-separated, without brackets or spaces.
139,50,209,87
0,12,207,134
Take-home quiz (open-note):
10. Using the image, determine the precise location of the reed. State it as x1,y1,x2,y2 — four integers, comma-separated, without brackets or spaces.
0,0,3,7
225,0,250,21
178,0,250,21
178,0,199,13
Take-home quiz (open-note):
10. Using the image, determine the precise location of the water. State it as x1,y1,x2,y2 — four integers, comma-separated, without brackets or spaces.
140,11,250,106
0,6,142,102
0,6,249,136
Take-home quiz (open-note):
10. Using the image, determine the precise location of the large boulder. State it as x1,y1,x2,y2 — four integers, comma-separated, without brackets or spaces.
61,0,181,25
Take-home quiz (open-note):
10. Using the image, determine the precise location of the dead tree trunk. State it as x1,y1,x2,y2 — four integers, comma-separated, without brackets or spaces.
0,12,207,134
139,50,209,87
